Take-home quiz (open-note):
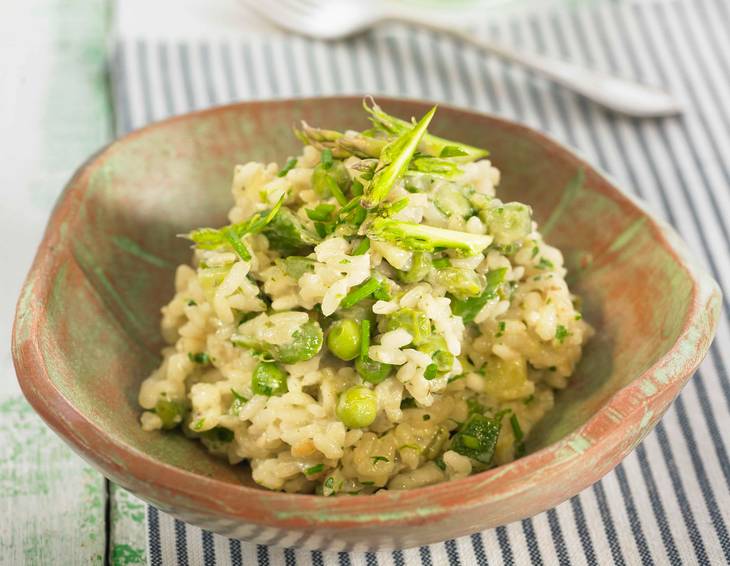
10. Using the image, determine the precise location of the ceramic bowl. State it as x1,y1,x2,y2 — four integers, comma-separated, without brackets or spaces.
12,97,720,550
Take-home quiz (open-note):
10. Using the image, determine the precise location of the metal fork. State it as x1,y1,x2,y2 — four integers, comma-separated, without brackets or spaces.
240,0,681,118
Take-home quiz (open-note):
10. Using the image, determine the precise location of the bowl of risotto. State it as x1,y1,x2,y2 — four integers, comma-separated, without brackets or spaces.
13,97,720,550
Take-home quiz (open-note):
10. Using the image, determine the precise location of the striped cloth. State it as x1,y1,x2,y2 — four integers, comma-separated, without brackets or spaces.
112,0,730,563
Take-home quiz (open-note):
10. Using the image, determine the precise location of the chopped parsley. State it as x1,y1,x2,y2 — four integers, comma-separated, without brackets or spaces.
192,417,206,431
536,257,554,270
423,363,439,380
277,157,298,177
423,414,431,421
371,455,389,464
531,246,539,258
188,352,210,364
304,464,324,475
555,325,571,344
229,389,248,416
495,321,506,338
187,299,197,306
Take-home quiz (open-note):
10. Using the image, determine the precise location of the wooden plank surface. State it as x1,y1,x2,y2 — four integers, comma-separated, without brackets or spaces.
0,0,118,563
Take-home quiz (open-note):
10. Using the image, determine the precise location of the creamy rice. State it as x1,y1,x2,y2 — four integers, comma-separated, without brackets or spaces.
138,102,592,494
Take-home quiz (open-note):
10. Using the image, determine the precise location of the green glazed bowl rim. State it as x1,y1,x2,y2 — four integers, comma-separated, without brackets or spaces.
12,96,721,532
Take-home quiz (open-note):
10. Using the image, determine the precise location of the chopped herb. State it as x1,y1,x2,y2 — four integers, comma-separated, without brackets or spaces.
229,389,248,415
435,456,446,471
306,203,337,221
339,277,382,309
423,414,431,421
466,398,485,415
531,246,539,258
509,413,524,443
511,413,526,457
350,180,364,196
371,455,390,464
549,366,557,372
313,222,329,238
575,313,583,320
188,352,210,364
360,319,371,360
537,257,555,270
361,480,375,486
277,157,298,177
555,325,571,344
523,394,535,405
324,476,335,489
352,238,371,256
423,363,439,380
450,268,508,324
283,256,317,279
495,321,506,338
192,417,206,431
208,427,234,443
447,374,465,384
432,257,451,269
400,397,418,409
305,464,325,475
186,194,285,261
400,444,421,452
187,299,197,306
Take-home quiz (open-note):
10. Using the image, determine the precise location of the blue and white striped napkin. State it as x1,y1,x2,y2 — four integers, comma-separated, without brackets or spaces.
112,0,730,563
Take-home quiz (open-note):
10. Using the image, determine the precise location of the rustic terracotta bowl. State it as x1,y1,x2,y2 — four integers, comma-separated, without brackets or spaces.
13,97,720,550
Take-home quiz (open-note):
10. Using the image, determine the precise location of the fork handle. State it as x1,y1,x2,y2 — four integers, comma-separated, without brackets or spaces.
386,15,681,118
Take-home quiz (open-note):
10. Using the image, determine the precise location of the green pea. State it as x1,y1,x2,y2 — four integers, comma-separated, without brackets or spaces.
355,357,393,385
327,319,361,361
336,385,378,428
252,362,288,396
154,399,187,430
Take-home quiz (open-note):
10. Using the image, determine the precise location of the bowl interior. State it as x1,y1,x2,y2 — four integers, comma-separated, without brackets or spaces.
27,98,693,489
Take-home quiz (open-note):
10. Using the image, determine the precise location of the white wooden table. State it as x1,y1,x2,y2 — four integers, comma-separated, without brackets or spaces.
0,1,146,563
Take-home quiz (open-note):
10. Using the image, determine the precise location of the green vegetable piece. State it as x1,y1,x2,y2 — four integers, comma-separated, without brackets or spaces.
321,148,334,169
252,362,288,396
386,308,431,346
555,324,571,344
510,413,526,458
205,427,234,443
306,203,336,222
364,99,488,161
339,277,381,309
398,252,432,284
368,218,492,257
277,157,298,177
410,156,462,178
154,399,186,430
433,267,484,300
186,194,285,260
351,238,371,256
482,202,532,247
361,106,436,209
450,267,508,324
433,182,473,218
312,159,350,205
305,464,324,475
229,389,248,416
293,122,350,158
432,350,454,372
439,145,469,158
537,257,555,270
431,257,451,270
283,256,317,279
337,385,378,428
371,455,389,464
327,319,362,361
450,413,503,465
355,357,393,385
188,352,210,365
423,364,439,380
262,208,321,256
274,321,324,364
192,417,206,431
